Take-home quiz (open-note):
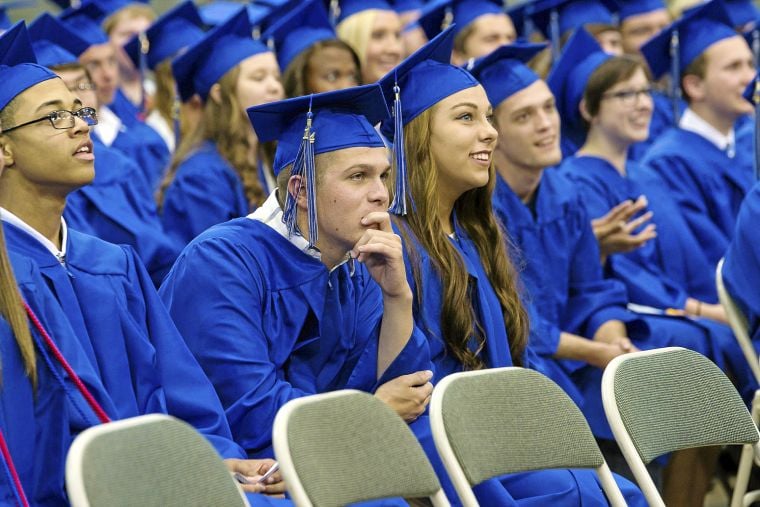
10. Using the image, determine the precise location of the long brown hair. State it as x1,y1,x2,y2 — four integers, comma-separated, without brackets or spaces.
158,64,269,208
397,107,529,369
0,225,37,390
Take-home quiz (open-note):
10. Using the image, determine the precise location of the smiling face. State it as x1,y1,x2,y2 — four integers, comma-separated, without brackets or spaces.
429,85,497,203
493,79,561,174
589,66,653,146
362,10,403,83
1,78,95,197
688,36,756,120
310,146,391,254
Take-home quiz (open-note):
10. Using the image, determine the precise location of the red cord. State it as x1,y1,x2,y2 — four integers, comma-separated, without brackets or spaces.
23,301,110,424
0,429,29,507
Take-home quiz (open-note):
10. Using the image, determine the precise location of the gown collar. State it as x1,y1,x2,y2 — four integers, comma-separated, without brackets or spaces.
1,208,67,263
679,107,735,155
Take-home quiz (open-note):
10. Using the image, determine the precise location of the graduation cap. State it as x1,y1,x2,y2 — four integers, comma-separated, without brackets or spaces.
617,0,666,22
546,27,610,128
247,83,389,247
123,0,204,71
28,12,90,66
391,0,425,13
58,0,109,47
0,21,58,114
332,0,394,25
91,0,150,20
418,0,507,40
263,0,336,72
198,1,276,30
172,7,270,103
724,0,760,28
527,0,619,58
377,25,479,214
640,0,737,120
468,42,547,107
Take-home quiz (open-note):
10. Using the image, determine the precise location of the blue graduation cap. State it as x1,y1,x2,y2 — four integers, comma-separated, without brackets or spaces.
58,0,109,47
263,0,336,72
617,0,665,22
378,25,479,214
90,0,150,20
28,12,90,67
123,1,204,71
391,0,425,13
528,0,619,58
0,21,58,113
468,42,547,108
640,0,737,120
333,0,394,25
417,0,507,40
198,1,277,30
546,27,611,128
172,7,270,103
247,83,389,247
724,0,760,28
416,0,452,40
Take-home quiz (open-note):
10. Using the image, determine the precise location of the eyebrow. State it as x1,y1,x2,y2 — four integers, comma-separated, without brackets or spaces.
451,102,479,110
34,98,83,113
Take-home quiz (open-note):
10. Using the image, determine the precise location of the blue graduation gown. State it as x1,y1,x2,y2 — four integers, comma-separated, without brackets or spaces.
2,252,117,506
562,155,758,400
109,88,143,127
723,182,760,347
642,126,754,268
159,216,430,458
397,219,645,506
65,138,181,286
2,222,246,461
491,170,650,438
160,142,251,251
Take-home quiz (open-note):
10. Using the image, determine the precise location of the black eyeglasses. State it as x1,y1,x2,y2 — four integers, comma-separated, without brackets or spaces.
601,87,653,106
1,107,98,134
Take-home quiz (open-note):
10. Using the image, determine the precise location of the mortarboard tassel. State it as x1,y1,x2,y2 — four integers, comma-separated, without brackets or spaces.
389,80,408,215
138,31,149,117
752,28,760,68
282,98,318,247
669,29,681,124
171,87,181,150
304,110,318,248
549,8,560,61
754,78,760,181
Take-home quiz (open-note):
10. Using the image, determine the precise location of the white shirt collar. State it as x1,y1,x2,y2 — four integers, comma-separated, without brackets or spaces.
93,105,123,147
0,208,68,262
248,191,354,274
679,108,736,156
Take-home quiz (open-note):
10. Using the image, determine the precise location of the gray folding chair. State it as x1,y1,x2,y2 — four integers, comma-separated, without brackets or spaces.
717,258,760,507
602,347,760,507
66,414,249,507
272,389,449,507
429,367,627,507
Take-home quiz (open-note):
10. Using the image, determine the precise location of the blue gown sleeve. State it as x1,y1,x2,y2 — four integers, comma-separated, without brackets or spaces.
121,245,246,460
159,238,311,457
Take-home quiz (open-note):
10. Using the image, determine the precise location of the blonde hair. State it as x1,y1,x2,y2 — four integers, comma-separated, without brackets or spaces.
336,10,379,68
0,224,37,390
102,3,156,36
158,64,268,209
153,59,176,128
396,108,529,370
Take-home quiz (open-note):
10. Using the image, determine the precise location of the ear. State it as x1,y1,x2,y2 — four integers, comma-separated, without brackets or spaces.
578,98,593,123
189,93,203,111
0,137,13,170
681,74,704,103
287,174,308,210
208,83,223,105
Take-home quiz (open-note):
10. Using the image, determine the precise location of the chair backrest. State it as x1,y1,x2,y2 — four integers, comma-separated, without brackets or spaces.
602,347,760,506
429,367,626,506
716,257,760,384
66,414,249,507
272,390,449,507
